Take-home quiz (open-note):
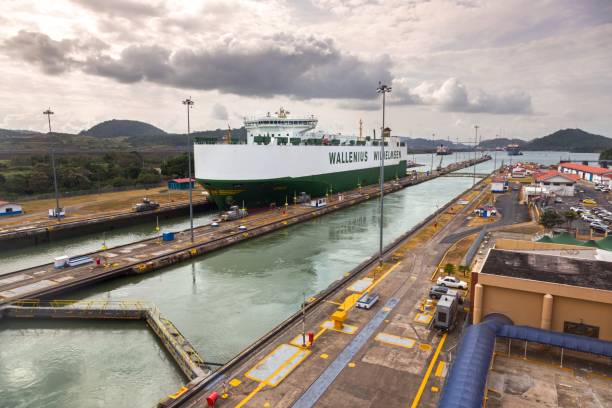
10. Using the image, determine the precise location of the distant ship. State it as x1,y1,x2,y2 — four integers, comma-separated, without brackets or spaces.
436,144,452,155
194,108,409,209
506,144,523,156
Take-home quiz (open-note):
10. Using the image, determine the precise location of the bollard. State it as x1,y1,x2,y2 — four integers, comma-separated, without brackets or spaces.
206,391,219,407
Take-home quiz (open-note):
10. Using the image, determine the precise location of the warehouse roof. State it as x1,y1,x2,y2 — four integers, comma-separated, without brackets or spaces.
480,249,612,291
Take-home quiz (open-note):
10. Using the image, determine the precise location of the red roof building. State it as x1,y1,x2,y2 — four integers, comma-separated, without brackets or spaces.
534,171,579,183
557,162,612,183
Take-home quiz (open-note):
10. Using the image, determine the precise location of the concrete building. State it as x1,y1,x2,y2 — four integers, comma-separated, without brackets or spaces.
0,201,22,216
558,162,612,183
471,247,612,341
533,170,578,196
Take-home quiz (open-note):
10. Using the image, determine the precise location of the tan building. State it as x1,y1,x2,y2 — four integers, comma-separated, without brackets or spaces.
471,248,612,341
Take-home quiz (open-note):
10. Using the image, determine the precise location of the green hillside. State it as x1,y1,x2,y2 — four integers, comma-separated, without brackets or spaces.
80,119,167,138
525,129,612,152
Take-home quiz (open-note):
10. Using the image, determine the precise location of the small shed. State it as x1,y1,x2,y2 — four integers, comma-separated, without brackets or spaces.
167,178,195,190
0,201,23,216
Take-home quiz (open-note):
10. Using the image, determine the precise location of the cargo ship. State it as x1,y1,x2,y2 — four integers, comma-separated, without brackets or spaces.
194,108,408,209
506,144,523,156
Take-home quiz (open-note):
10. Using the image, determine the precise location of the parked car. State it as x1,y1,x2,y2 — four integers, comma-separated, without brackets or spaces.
436,276,468,289
429,285,458,300
592,224,610,233
554,197,563,203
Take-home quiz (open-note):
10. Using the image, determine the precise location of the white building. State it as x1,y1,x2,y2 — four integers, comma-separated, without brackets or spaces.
534,171,578,196
0,201,23,216
558,162,612,184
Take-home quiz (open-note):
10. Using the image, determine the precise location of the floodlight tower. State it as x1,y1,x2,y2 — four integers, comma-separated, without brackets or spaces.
43,108,61,218
182,97,195,243
473,125,479,186
376,81,391,267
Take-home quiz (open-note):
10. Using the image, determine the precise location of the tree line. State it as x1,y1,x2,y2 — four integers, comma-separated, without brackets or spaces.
0,152,192,197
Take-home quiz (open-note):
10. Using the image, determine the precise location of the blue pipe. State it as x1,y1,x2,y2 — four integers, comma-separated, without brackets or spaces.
439,314,612,408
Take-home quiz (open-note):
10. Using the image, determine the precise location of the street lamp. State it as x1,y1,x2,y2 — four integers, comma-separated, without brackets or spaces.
182,97,195,243
431,133,435,174
473,125,479,186
43,108,61,218
376,81,391,267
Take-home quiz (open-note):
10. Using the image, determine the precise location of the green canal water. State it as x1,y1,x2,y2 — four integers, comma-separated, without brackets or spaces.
0,152,599,407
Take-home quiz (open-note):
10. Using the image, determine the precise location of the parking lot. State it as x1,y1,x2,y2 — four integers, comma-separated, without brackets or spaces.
539,181,612,236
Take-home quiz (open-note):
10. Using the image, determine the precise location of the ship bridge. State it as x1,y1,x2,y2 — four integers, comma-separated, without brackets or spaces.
245,108,317,144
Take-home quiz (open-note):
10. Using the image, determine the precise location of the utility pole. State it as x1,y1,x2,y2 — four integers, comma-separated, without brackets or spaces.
43,108,61,218
494,134,498,173
376,82,391,267
430,133,435,174
182,97,195,243
473,125,479,186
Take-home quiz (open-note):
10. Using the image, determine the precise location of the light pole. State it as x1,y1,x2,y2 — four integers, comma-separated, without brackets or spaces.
430,133,435,174
494,134,498,173
473,125,479,186
376,81,391,267
182,97,195,243
43,108,61,218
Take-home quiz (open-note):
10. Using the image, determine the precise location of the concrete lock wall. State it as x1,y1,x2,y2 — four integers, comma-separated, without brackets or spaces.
475,273,612,341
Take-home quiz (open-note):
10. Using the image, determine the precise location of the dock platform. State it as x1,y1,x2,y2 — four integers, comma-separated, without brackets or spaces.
0,197,213,250
0,299,209,381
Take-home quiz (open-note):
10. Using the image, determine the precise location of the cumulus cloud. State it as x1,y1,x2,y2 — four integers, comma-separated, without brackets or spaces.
2,30,107,75
4,30,391,100
211,103,229,120
389,77,532,114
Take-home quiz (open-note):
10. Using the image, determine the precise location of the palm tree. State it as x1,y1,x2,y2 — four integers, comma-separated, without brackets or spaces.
563,209,579,234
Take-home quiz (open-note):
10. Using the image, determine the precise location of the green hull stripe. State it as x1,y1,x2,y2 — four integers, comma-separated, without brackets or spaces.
199,161,407,208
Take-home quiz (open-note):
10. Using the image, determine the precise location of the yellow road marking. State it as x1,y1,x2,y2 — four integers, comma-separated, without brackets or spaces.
236,347,306,408
434,361,445,377
313,327,327,341
410,333,447,408
365,261,401,293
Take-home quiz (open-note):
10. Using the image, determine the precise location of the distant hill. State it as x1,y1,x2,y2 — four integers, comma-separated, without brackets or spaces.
0,128,42,138
524,129,611,152
476,129,611,153
397,137,470,152
80,119,167,138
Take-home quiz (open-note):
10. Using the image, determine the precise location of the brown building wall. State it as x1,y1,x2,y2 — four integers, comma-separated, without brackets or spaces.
476,272,612,341
481,286,543,327
551,296,612,340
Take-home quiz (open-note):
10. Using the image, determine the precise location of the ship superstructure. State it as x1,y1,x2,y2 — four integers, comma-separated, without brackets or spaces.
436,144,451,155
194,108,408,209
506,144,523,156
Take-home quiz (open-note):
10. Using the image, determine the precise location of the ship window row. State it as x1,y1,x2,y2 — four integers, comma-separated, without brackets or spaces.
251,120,314,125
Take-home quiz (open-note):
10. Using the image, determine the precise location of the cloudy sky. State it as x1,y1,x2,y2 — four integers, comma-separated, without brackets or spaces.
1,0,611,141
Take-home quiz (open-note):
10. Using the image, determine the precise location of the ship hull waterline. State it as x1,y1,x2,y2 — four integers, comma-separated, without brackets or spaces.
199,161,408,209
